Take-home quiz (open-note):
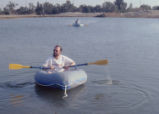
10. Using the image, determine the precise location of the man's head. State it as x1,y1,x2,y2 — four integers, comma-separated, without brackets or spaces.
53,45,62,58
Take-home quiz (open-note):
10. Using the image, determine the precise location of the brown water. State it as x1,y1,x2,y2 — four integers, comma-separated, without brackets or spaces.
0,17,159,114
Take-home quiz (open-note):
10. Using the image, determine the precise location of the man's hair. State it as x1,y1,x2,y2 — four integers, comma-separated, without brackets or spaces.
54,45,62,52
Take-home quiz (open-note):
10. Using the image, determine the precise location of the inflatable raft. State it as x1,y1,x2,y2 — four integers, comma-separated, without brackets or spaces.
35,69,87,90
72,23,84,27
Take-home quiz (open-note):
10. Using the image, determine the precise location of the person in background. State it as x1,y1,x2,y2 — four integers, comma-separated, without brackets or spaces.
43,45,75,73
75,18,79,24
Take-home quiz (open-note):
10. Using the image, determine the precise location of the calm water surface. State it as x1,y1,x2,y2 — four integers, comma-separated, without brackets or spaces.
0,17,159,114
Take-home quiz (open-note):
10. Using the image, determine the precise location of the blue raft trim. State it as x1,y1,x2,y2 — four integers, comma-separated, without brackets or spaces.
35,69,87,90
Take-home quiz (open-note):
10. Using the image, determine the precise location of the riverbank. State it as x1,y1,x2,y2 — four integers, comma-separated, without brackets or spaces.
1,10,159,19
98,10,159,18
0,12,100,19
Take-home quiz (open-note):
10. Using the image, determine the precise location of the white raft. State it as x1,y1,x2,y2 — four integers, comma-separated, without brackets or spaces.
72,23,84,27
35,69,87,90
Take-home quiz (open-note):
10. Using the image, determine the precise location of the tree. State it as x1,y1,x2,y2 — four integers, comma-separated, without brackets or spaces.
16,6,30,14
52,4,61,14
114,0,127,12
102,2,116,12
35,2,44,15
43,2,54,14
16,3,35,14
79,5,92,13
94,5,102,12
0,8,2,14
61,1,76,12
28,3,36,14
153,6,159,10
3,8,10,14
140,4,151,11
127,3,133,11
4,1,18,14
52,6,59,14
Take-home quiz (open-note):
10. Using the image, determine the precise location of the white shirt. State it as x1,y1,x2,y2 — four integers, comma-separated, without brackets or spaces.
43,55,75,72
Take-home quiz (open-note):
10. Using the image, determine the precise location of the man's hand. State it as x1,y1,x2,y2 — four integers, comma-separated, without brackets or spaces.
50,65,55,70
63,62,75,70
63,66,69,70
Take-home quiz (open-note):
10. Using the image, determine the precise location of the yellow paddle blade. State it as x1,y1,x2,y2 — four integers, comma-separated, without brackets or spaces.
88,59,108,65
9,64,31,70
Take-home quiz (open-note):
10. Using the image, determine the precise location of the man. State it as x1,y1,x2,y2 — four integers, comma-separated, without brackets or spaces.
43,45,75,73
75,19,79,24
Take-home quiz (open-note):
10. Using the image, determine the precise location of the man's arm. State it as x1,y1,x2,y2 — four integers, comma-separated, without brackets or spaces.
43,58,55,70
63,56,76,70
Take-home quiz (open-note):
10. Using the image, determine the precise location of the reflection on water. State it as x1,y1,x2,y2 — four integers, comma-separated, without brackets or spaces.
0,81,34,108
92,80,120,85
110,81,149,109
94,93,105,100
0,93,29,108
35,85,65,100
90,79,149,109
35,84,86,100
0,81,34,88
10,94,24,106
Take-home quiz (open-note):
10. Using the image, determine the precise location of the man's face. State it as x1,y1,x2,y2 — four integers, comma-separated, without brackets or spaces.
53,47,61,57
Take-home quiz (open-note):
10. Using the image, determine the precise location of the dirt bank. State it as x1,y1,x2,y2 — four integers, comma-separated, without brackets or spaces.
0,11,159,19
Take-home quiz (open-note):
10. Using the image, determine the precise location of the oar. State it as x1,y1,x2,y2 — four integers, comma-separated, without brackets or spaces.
71,59,108,67
9,64,43,70
9,59,108,70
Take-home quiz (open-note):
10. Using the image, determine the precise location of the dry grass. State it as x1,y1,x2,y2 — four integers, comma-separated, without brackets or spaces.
99,10,159,18
1,10,159,19
0,12,101,19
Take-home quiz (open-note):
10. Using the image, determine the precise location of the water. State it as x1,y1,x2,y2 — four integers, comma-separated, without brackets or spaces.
0,17,159,114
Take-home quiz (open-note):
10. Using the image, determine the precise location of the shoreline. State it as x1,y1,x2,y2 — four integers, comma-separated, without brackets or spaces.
1,11,159,19
0,12,101,19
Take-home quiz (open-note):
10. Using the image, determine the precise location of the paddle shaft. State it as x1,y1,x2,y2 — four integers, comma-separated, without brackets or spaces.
30,66,42,69
31,63,88,69
70,63,88,67
30,63,88,69
9,59,108,70
30,66,51,70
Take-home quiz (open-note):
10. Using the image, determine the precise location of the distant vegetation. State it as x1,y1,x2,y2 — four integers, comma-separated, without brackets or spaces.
0,0,159,15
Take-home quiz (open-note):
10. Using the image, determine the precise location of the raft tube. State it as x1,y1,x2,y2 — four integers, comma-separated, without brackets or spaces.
72,23,84,27
35,69,87,90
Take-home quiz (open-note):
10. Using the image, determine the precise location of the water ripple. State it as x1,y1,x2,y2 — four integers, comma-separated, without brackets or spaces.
0,93,31,109
0,81,35,89
92,80,149,109
92,80,120,85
